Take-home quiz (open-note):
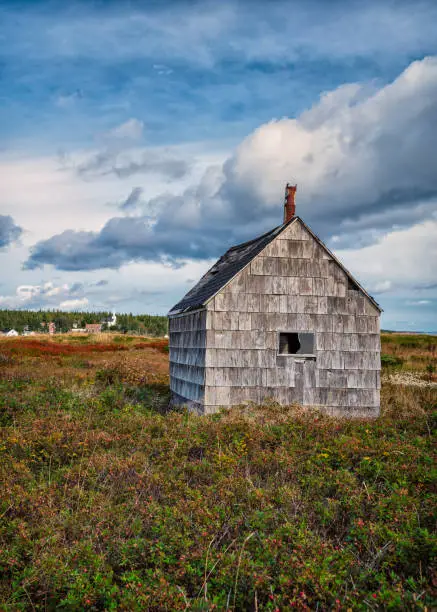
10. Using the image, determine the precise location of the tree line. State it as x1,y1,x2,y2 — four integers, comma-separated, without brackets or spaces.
0,310,168,337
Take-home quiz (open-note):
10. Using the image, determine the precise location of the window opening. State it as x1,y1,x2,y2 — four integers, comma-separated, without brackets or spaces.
279,332,314,355
347,277,359,291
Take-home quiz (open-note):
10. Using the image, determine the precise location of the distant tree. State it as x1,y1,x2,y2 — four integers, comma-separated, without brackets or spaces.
0,309,167,336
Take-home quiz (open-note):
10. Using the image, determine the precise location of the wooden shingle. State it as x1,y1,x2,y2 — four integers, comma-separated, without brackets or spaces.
169,216,381,416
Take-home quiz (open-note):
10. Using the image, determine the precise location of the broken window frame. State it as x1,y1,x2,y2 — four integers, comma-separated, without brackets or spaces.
277,331,316,357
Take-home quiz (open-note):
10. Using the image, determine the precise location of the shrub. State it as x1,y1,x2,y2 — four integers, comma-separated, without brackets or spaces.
381,353,404,368
1,333,436,610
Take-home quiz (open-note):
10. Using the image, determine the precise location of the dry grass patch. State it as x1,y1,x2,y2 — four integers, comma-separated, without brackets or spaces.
0,333,436,610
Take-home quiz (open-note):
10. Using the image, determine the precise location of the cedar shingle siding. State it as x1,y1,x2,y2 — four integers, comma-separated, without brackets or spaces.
168,217,381,417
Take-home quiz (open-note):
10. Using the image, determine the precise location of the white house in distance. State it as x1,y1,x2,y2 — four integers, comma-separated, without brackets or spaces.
168,185,382,417
107,312,117,328
3,329,19,337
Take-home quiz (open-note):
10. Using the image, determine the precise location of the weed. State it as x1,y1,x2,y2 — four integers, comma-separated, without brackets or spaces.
381,353,404,368
0,334,435,610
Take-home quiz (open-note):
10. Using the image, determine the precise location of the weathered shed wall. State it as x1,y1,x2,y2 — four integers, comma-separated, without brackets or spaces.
169,309,206,412
203,220,380,416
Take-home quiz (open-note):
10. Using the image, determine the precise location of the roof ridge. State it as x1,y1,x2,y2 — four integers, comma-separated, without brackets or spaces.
227,224,282,252
168,221,291,315
167,215,381,316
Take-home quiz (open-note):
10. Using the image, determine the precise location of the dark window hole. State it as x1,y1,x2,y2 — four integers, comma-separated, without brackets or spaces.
279,332,314,355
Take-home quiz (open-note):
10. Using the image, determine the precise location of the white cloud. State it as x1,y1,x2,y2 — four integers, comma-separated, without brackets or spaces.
0,141,208,245
1,49,437,328
0,257,214,315
103,118,144,143
221,56,437,238
335,219,437,293
152,64,173,75
14,56,437,320
59,297,89,309
0,281,92,310
0,155,115,243
55,90,83,108
367,280,393,294
0,281,71,309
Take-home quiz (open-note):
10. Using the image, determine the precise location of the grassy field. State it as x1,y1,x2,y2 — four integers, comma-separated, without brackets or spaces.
0,333,436,610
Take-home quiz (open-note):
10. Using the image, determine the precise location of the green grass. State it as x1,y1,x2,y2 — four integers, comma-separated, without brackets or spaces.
381,333,437,377
381,354,404,368
382,334,436,350
1,375,436,610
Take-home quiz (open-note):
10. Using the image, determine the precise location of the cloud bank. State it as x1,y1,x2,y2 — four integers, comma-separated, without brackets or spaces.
76,149,192,181
72,118,193,181
24,57,437,290
0,280,107,310
337,219,437,294
220,57,437,240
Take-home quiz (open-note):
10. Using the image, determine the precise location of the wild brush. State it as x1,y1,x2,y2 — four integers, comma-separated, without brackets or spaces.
0,334,435,610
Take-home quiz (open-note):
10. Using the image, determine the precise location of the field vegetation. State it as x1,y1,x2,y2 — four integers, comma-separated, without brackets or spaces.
0,333,436,610
381,333,436,380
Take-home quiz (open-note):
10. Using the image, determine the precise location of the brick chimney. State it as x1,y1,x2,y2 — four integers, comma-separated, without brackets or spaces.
283,183,297,224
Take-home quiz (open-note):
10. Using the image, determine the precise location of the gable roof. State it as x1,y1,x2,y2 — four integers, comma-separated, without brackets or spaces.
168,223,285,315
168,217,382,315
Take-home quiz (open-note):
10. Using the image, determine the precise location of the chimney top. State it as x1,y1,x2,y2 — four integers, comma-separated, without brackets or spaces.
283,183,297,224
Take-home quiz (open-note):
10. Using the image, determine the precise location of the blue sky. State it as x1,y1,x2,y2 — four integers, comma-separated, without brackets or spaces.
1,0,437,330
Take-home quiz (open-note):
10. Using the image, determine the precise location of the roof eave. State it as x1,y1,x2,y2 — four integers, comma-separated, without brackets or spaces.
167,219,296,315
167,305,207,317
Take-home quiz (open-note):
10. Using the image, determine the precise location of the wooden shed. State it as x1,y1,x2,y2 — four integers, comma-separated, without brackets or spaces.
168,185,382,417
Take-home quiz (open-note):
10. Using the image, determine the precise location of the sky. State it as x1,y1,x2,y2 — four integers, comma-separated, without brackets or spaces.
1,0,437,331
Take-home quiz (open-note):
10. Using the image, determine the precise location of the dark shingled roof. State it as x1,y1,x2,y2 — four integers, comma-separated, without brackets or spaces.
168,223,284,314
168,216,382,315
